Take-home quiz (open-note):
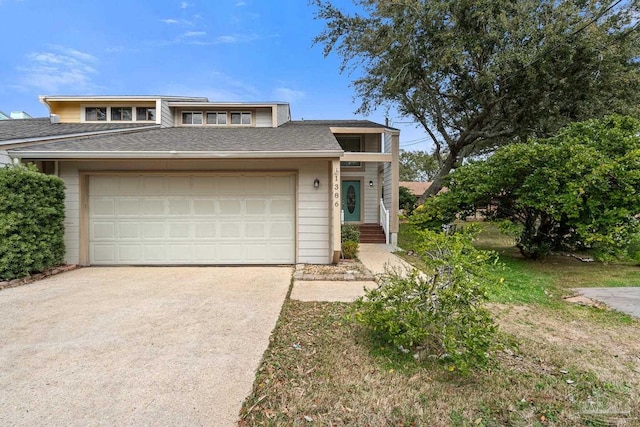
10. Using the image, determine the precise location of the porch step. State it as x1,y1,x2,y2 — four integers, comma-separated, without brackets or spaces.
358,223,387,243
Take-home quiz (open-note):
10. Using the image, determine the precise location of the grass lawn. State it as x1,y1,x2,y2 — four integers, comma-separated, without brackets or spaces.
240,223,640,426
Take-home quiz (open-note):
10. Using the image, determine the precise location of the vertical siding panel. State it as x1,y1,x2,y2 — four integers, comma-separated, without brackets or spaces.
276,104,290,126
59,162,81,265
297,161,331,264
383,133,392,211
160,100,173,128
255,108,272,127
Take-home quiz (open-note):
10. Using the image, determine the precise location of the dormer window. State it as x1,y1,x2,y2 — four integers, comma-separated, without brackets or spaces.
182,112,203,125
137,107,156,121
231,112,251,125
206,112,227,125
85,107,107,121
111,107,132,121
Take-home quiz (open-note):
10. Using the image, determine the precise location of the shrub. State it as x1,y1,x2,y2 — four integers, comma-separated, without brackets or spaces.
351,227,499,374
342,240,359,259
341,224,360,243
399,186,418,215
0,164,66,280
341,224,360,259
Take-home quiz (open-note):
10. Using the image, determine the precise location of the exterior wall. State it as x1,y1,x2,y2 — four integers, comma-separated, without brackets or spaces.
0,150,10,165
276,104,290,126
364,133,381,152
383,132,393,214
160,100,173,128
255,108,273,127
57,158,334,265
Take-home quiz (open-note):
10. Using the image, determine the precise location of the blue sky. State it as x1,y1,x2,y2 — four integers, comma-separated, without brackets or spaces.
0,0,429,149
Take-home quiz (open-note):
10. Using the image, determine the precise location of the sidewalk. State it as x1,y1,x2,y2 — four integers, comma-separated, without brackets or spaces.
290,244,413,302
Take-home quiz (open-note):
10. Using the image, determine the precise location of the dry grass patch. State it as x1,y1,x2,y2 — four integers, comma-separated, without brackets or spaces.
240,301,640,426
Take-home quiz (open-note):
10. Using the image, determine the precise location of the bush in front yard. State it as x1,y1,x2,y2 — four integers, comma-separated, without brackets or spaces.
351,227,499,374
0,164,66,280
341,224,360,259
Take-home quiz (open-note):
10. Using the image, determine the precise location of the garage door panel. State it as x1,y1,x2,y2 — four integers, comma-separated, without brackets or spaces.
89,174,295,265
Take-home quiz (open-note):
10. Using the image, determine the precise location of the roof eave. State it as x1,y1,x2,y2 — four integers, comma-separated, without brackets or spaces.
9,150,344,160
0,125,161,148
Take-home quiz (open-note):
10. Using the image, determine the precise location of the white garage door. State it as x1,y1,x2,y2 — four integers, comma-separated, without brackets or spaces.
89,173,295,265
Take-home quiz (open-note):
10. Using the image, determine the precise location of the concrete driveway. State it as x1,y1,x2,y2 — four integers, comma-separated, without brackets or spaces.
0,266,291,426
574,287,640,318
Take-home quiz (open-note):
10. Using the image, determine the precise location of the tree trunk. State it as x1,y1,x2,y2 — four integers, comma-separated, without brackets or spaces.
416,155,456,204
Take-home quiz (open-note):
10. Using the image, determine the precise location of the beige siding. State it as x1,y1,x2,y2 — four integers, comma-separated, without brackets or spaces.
383,132,393,211
58,158,333,265
255,108,272,127
276,104,290,126
364,133,381,153
160,100,173,128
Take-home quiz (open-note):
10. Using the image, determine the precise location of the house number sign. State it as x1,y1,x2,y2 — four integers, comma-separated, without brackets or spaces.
334,167,340,207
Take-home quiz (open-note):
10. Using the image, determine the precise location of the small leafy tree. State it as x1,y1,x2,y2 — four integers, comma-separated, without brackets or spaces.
412,116,640,260
400,150,438,182
399,185,418,215
352,226,499,374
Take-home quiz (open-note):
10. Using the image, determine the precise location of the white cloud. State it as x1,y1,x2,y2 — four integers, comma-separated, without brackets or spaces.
184,31,206,37
273,87,305,103
236,1,246,6
160,18,179,24
17,46,98,93
180,1,189,8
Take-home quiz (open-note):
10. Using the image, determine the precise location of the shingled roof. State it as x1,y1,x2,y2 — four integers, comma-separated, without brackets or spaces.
10,122,346,157
0,117,157,144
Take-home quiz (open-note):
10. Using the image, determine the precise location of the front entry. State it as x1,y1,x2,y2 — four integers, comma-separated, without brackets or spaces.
341,180,361,222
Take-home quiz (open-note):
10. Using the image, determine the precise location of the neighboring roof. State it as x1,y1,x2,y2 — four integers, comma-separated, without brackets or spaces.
10,122,344,158
400,181,432,196
0,118,158,145
290,119,397,130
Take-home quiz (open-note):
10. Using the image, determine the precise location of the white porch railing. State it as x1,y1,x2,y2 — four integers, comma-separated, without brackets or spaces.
379,198,390,244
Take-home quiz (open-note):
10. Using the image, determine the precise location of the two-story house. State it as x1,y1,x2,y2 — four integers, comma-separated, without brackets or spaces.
3,95,399,266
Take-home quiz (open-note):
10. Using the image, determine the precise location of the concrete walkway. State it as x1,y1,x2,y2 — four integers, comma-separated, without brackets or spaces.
0,266,291,426
290,244,413,302
574,287,640,318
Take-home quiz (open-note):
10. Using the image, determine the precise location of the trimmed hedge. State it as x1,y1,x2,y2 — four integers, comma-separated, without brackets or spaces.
0,164,66,280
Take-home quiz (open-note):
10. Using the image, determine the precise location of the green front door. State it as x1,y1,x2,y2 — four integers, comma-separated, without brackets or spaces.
341,180,361,222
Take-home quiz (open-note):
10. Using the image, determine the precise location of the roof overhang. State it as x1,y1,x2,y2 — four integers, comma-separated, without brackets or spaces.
330,127,400,135
167,102,288,108
10,150,343,160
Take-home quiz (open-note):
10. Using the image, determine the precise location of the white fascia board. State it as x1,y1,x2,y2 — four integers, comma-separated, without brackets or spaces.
12,150,343,159
0,125,160,148
167,102,288,108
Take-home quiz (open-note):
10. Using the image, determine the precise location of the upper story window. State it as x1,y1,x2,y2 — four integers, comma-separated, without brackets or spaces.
137,107,156,121
231,112,251,125
85,107,107,121
182,112,203,125
206,112,227,125
83,106,155,122
111,107,132,121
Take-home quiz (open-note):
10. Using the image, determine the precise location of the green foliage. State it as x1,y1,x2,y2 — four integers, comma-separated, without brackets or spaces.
411,116,640,261
342,241,359,259
0,164,66,280
398,186,417,214
341,224,360,259
341,224,360,243
399,150,438,182
314,0,640,197
352,228,499,375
